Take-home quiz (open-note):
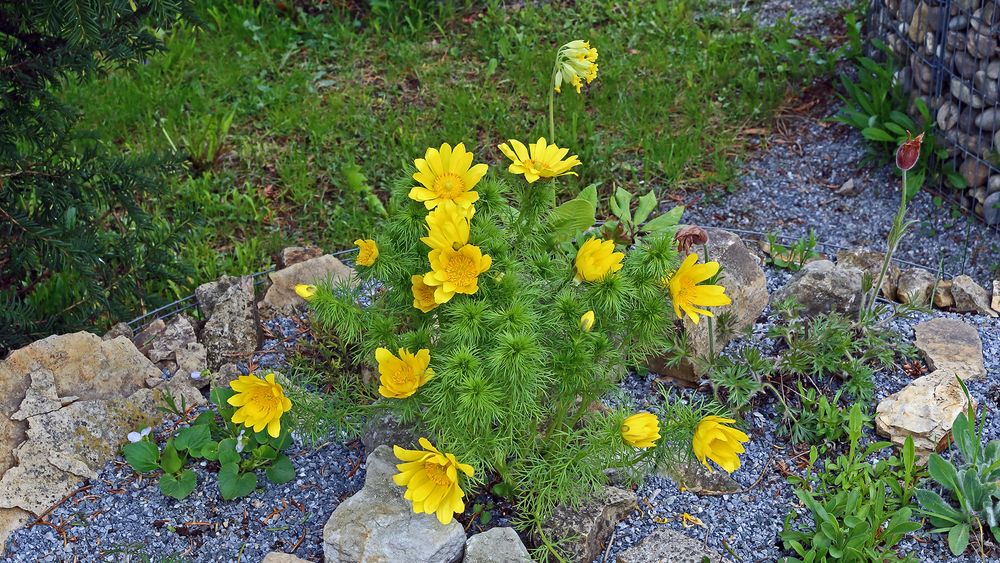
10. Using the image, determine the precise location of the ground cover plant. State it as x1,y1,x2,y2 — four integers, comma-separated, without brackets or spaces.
38,0,831,340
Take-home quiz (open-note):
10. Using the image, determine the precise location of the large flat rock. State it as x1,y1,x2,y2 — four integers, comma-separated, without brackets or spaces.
914,318,985,380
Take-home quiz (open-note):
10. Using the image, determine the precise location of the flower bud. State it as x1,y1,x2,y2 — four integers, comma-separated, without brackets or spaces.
295,284,317,300
674,225,709,254
580,310,595,332
895,131,924,171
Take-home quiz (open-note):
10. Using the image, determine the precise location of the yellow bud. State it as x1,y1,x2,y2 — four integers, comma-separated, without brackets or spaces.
580,310,595,332
294,284,317,300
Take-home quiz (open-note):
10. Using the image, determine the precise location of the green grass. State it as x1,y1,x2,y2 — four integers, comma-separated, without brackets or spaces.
67,0,828,304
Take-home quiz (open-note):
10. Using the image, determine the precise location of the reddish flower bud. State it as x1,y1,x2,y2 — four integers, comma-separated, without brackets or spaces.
895,131,924,171
675,225,709,254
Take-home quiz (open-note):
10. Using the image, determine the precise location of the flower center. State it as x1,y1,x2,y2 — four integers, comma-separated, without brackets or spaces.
248,389,278,415
390,365,415,387
424,461,452,486
445,253,476,287
433,173,466,198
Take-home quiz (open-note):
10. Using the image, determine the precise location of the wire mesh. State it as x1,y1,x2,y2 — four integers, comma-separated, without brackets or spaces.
868,0,1000,229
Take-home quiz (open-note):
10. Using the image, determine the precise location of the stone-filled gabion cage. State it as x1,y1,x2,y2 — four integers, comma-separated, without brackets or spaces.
870,0,1000,225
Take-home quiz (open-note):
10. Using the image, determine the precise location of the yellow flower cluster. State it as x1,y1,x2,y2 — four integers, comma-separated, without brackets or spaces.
553,40,599,94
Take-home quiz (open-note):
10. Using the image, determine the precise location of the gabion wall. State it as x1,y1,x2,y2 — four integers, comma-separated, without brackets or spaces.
871,0,1000,224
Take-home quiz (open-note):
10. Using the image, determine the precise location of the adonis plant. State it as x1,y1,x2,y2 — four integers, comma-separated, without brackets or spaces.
301,39,743,546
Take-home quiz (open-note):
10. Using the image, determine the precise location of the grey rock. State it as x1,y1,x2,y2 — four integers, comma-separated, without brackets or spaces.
974,72,1000,105
657,457,741,494
464,527,531,563
146,314,198,366
951,77,984,108
914,318,986,380
322,446,465,563
971,5,999,33
261,553,310,563
994,280,1000,314
951,275,999,317
258,255,354,320
773,260,863,317
966,29,996,59
934,279,955,308
990,60,1000,80
908,1,929,44
101,322,133,341
949,14,970,32
960,158,990,188
132,318,165,355
173,342,208,388
836,248,898,300
195,275,251,319
647,228,768,386
279,245,324,268
937,101,960,130
896,268,937,305
198,276,259,369
989,174,1000,194
361,410,420,457
976,107,1000,131
953,52,978,80
615,528,730,563
542,486,637,563
211,362,242,390
985,191,1000,225
875,370,975,460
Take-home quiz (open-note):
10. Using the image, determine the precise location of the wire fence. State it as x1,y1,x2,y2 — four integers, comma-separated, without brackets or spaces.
124,229,964,334
868,0,1000,230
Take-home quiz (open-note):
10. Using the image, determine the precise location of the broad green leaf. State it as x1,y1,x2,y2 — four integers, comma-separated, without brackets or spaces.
265,455,296,484
218,438,240,466
218,465,257,500
200,441,220,461
948,523,970,556
160,441,183,474
927,454,960,494
547,198,596,244
174,424,211,453
254,445,278,461
612,187,633,224
159,470,197,500
633,190,658,226
210,387,235,407
861,127,894,142
577,184,599,207
643,205,684,233
122,441,159,473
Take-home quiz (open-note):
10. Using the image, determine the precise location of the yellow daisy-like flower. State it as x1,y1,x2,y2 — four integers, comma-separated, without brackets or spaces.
574,237,624,282
227,373,293,438
409,142,488,210
411,275,440,313
423,244,492,304
553,40,599,94
580,310,595,332
355,239,379,267
621,411,660,448
393,437,474,525
375,347,434,399
421,201,474,252
497,138,582,183
692,415,749,473
294,284,316,300
667,253,732,324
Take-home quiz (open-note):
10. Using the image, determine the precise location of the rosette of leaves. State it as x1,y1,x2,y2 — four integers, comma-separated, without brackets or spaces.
309,172,693,525
917,380,1000,557
122,388,296,501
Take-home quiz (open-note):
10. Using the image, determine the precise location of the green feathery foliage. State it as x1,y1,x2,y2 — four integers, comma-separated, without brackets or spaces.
0,0,195,352
308,167,693,530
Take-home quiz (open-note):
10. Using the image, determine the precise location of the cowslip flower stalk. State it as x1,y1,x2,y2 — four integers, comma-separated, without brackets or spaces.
861,131,922,317
548,40,599,141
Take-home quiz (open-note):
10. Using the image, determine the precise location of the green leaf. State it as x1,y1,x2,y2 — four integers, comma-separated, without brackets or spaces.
265,455,296,484
643,205,684,233
218,465,257,500
210,387,235,408
633,190,658,226
218,438,240,466
122,441,160,473
200,441,220,461
159,470,197,500
160,440,183,474
174,424,211,453
948,523,970,556
861,127,895,142
546,198,596,244
269,430,291,452
255,445,278,461
928,454,960,494
577,183,599,207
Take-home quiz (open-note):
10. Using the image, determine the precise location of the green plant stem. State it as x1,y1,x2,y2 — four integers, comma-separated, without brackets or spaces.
865,169,909,316
701,244,716,360
548,52,560,142
535,519,568,563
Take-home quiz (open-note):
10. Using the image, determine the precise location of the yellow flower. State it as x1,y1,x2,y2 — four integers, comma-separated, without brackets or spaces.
393,437,474,525
294,284,316,300
355,239,379,267
497,138,582,183
621,411,660,448
580,310,595,332
411,275,439,313
409,142,487,210
421,201,474,251
375,347,434,399
574,237,624,282
553,40,599,94
692,415,749,473
667,253,732,324
423,244,492,304
227,373,293,438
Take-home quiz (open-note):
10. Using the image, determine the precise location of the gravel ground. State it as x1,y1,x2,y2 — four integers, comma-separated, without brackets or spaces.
601,263,1000,563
